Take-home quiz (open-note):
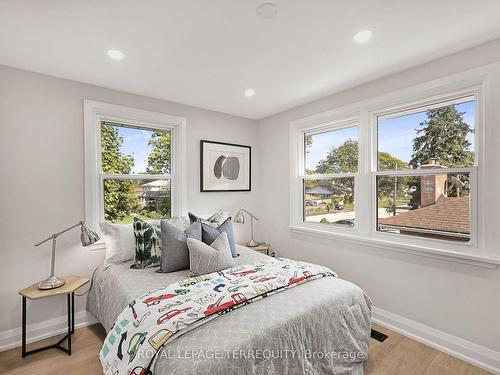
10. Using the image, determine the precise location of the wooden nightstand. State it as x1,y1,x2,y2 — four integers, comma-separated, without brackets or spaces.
18,276,89,357
246,243,271,256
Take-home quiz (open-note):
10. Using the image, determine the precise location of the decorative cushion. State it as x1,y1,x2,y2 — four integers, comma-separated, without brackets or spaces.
201,217,238,257
166,216,191,231
187,232,235,276
130,218,162,269
100,222,135,264
188,210,225,228
160,220,202,273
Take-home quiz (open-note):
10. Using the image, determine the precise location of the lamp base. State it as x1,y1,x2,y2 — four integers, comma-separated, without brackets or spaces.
246,239,260,247
38,276,65,290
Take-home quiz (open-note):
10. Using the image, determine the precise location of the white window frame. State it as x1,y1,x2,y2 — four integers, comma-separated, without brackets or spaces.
300,118,359,234
84,100,187,248
289,65,500,269
370,92,478,247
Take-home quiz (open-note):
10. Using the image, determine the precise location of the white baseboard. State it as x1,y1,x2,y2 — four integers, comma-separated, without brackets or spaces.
0,310,97,352
372,306,500,374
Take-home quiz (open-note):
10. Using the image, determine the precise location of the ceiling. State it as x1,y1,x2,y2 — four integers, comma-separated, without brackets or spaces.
1,1,500,120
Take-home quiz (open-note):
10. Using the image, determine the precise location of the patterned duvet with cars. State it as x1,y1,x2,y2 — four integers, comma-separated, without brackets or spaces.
100,258,335,374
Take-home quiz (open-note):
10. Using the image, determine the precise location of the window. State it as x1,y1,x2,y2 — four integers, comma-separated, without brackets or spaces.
289,76,487,263
375,97,475,242
302,124,358,227
84,101,186,234
101,122,172,223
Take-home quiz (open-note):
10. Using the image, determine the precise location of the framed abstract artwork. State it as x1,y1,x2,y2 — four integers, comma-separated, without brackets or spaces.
200,140,251,192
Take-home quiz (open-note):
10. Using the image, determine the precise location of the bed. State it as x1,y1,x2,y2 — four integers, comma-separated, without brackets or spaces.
88,246,372,375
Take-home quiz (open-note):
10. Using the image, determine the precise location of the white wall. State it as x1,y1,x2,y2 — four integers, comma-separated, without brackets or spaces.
0,65,259,338
257,39,500,356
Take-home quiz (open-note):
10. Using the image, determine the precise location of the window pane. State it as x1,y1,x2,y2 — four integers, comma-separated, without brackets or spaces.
101,122,171,175
304,126,358,174
377,173,470,242
377,99,475,171
103,179,171,223
303,178,355,226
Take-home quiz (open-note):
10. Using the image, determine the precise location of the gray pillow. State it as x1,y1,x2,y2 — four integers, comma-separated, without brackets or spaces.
160,220,202,272
187,232,235,276
201,218,238,257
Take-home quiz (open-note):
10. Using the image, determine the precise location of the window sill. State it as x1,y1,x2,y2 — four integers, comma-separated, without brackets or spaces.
289,225,500,269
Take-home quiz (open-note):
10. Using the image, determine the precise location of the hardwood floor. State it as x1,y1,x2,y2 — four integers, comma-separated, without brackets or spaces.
364,324,491,375
0,324,106,375
0,323,491,375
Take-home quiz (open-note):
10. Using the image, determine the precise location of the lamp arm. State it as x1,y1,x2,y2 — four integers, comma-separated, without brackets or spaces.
34,221,84,247
242,209,259,221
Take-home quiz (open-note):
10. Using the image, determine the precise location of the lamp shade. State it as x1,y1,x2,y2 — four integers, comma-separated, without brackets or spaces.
80,224,100,246
234,208,245,224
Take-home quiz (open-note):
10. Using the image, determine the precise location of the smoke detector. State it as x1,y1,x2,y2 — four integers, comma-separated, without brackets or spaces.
256,3,278,19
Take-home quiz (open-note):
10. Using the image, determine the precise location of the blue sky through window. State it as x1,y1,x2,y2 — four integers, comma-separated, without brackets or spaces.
378,100,475,165
305,101,474,171
110,125,169,174
305,126,358,172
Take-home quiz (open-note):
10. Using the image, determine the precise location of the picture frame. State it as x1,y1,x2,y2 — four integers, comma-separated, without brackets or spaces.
200,140,251,192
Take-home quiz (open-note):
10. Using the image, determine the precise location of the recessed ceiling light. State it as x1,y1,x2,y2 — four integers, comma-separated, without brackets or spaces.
256,3,278,19
107,49,124,60
353,30,372,44
244,89,255,97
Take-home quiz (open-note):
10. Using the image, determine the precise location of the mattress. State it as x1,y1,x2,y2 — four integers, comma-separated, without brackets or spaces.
88,246,371,375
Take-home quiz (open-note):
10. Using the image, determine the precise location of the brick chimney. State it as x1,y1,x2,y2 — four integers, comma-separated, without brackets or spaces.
420,159,447,207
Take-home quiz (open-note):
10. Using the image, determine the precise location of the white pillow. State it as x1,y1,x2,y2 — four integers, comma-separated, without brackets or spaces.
100,222,136,264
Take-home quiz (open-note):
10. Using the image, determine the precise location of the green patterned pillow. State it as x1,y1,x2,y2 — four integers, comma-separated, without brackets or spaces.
130,218,162,269
188,210,225,228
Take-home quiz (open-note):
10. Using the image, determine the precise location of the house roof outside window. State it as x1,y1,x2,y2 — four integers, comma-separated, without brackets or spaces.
378,196,470,237
306,186,334,195
306,185,350,196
